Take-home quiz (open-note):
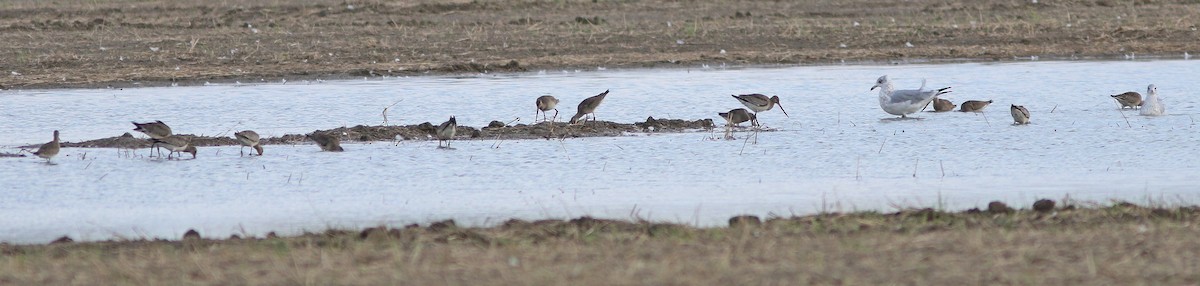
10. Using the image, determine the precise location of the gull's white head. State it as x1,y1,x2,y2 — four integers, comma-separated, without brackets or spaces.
1147,84,1157,95
870,75,889,91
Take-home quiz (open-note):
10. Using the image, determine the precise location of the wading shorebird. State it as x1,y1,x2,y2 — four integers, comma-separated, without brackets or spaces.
132,120,172,157
1139,84,1165,116
26,130,61,163
718,108,759,127
150,136,197,160
932,98,956,112
732,94,789,119
307,132,344,152
570,90,610,124
233,130,263,156
1111,91,1143,109
1010,104,1030,125
870,75,951,118
436,116,457,148
535,95,560,123
959,100,993,112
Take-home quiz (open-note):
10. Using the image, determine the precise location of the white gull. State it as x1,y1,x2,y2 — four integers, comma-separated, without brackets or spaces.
1139,84,1165,116
869,75,951,118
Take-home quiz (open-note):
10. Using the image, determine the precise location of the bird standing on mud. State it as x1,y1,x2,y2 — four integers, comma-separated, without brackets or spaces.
870,75,951,118
132,120,172,157
436,116,457,148
535,95,560,123
1010,104,1030,125
570,90,609,124
234,130,263,156
308,132,344,152
26,130,61,163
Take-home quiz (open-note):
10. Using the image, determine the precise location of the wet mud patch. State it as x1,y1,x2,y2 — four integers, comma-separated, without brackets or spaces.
60,118,719,148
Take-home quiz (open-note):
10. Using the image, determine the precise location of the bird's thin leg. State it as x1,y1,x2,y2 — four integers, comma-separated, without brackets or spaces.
552,109,559,123
240,146,245,157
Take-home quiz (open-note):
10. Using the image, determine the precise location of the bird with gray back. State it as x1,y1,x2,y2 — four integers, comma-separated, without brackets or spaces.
308,132,344,152
870,75,951,118
731,94,789,118
1010,104,1030,125
535,95,560,123
959,100,993,112
570,90,609,124
234,130,263,156
28,130,61,163
436,116,457,148
1110,91,1143,109
150,136,197,159
132,120,172,157
718,108,759,127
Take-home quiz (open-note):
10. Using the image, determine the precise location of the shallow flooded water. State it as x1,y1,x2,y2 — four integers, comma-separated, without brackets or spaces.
2,60,1199,243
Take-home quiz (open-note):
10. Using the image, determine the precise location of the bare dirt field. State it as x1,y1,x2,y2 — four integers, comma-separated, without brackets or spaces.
3,202,1199,285
1,0,1197,89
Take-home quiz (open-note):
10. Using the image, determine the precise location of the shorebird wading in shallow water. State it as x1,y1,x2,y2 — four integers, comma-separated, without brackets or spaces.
1139,84,1164,116
732,94,789,119
234,130,263,156
436,116,457,148
959,100,993,112
1010,104,1030,125
25,130,61,163
870,75,951,118
570,90,609,124
151,136,197,160
1111,91,1143,109
718,108,758,127
132,120,172,157
535,95,560,123
933,98,956,112
308,132,344,152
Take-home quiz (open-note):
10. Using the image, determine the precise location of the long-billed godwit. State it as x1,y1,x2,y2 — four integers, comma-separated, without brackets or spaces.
870,75,951,118
732,94,789,118
1111,91,1143,109
436,116,457,148
959,100,993,112
307,132,344,152
569,90,609,124
150,136,197,159
535,95,560,123
718,108,759,127
132,120,172,157
1010,104,1030,125
29,130,61,163
233,130,263,156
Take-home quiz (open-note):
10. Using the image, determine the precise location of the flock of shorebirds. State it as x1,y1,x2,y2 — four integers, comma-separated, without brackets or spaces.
19,74,1168,163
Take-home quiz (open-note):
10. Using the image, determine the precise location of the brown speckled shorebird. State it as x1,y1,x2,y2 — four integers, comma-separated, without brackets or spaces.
932,98,956,112
308,132,344,152
234,130,263,156
718,108,759,127
732,94,789,118
1111,91,1143,109
436,116,457,148
535,95,560,123
28,130,61,163
959,100,993,112
1010,104,1030,125
150,136,197,159
570,90,610,124
132,120,172,157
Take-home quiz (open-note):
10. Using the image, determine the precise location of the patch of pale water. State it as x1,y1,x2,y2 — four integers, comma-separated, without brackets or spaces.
1,60,1199,243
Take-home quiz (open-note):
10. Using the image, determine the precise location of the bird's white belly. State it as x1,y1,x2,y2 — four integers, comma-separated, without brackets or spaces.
879,99,922,115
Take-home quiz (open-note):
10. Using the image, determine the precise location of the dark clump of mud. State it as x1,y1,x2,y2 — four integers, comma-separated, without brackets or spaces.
62,118,717,148
0,152,26,158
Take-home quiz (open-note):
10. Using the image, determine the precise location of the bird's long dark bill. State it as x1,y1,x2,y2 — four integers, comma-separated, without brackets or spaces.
870,86,878,91
777,104,790,118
